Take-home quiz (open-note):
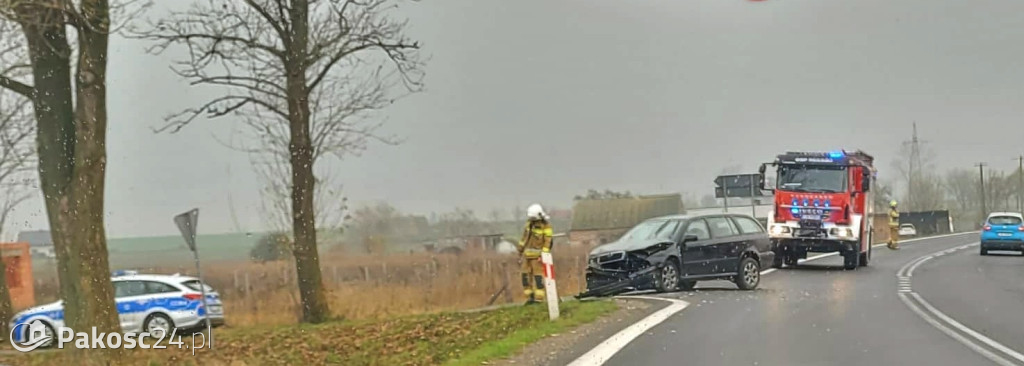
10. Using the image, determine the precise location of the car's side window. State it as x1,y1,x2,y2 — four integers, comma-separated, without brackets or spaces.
145,281,179,295
706,217,738,239
732,217,765,235
113,281,130,298
114,281,146,298
660,220,682,239
683,219,711,241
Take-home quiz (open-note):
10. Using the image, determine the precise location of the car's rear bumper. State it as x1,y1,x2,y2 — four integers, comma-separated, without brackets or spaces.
981,239,1024,251
174,311,225,329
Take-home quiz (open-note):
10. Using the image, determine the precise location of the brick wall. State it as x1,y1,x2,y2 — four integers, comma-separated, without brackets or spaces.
0,243,33,309
568,228,628,246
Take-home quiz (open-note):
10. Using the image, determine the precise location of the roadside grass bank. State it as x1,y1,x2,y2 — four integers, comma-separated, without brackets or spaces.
29,245,599,327
0,299,617,366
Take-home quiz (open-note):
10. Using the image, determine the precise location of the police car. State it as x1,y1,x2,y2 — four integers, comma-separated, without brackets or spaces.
11,271,225,343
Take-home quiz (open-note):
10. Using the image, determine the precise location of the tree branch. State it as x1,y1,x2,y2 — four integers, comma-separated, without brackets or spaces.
0,76,33,99
243,0,287,39
159,95,288,133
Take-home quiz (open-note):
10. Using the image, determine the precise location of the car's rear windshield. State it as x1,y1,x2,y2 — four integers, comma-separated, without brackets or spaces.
988,216,1023,225
181,280,215,292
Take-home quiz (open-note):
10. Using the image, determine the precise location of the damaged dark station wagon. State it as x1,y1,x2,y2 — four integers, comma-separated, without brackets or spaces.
578,213,775,298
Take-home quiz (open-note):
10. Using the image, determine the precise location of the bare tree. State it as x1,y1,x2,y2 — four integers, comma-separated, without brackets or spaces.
984,170,1015,212
943,168,977,215
0,0,142,347
872,179,895,212
138,0,424,323
906,171,945,211
574,189,634,200
0,58,33,340
251,150,349,235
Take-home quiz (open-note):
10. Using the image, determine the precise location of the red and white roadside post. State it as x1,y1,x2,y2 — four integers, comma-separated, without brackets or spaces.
541,252,560,320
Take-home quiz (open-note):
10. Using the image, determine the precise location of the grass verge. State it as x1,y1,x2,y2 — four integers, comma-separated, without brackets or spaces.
0,299,617,366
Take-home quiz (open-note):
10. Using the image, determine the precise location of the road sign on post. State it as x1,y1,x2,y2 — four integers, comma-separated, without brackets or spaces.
174,208,212,347
540,252,559,321
174,209,199,251
714,174,767,198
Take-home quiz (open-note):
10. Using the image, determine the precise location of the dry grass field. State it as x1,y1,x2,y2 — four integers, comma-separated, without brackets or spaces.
31,245,598,326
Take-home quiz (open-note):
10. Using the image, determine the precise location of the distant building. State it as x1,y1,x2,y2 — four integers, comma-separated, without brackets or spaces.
568,194,684,246
427,233,507,254
546,209,573,220
684,204,773,224
1,243,34,308
17,230,55,259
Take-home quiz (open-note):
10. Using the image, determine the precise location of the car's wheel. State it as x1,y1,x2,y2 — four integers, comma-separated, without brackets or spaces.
679,280,697,291
843,250,860,270
734,257,761,290
143,313,175,338
655,259,680,293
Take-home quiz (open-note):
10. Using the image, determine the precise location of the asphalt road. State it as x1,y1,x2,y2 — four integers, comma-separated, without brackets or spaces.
595,232,1024,366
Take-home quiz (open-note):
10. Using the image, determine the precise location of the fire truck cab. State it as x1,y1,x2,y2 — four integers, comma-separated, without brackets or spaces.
759,150,877,270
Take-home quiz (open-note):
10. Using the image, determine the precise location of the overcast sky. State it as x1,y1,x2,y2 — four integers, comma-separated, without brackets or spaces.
9,0,1024,239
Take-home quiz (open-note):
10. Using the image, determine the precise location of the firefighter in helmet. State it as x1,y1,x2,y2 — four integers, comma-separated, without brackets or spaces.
518,203,553,304
888,200,900,250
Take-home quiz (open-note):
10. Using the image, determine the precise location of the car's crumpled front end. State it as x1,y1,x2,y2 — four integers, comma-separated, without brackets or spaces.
577,241,675,298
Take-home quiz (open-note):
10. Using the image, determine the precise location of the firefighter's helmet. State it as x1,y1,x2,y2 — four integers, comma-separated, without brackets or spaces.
890,200,898,208
526,204,547,220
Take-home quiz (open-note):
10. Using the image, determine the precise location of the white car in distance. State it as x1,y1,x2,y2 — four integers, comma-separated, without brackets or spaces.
898,223,917,237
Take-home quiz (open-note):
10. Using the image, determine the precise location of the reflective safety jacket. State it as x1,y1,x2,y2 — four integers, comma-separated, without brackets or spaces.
889,208,900,227
518,220,553,259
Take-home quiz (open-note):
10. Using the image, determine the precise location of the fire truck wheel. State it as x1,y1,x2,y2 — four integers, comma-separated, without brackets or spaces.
843,250,860,270
859,245,871,267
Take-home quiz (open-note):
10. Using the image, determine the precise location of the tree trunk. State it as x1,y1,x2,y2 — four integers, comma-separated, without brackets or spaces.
13,0,119,341
69,0,120,337
286,0,330,323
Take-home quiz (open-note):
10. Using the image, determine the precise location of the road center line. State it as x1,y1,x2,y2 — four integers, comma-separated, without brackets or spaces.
897,292,1019,366
897,241,1024,365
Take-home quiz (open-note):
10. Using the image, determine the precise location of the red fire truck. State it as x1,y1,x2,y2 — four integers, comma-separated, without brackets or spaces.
758,150,877,270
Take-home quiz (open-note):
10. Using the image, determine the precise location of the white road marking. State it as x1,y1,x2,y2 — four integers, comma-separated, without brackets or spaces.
566,296,689,366
911,292,1024,363
897,242,1024,365
897,293,1019,366
572,232,980,366
906,255,935,277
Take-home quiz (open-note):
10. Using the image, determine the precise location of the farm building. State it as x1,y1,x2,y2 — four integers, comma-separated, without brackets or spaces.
568,194,684,246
